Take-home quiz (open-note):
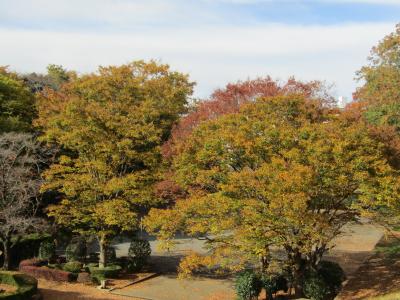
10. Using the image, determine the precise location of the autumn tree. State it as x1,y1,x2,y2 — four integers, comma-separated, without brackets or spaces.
0,68,36,133
145,94,399,296
352,24,400,170
0,133,47,270
36,61,194,267
163,77,333,158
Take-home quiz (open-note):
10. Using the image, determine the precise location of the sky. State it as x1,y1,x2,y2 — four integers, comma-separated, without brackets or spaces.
0,0,399,101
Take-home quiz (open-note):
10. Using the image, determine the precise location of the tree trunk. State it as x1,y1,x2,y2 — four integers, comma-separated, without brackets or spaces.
289,250,305,298
99,235,107,268
2,238,11,270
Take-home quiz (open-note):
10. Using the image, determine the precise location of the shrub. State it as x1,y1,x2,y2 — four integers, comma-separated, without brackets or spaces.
235,270,262,300
19,265,74,282
303,273,329,300
317,261,345,295
260,274,288,299
0,271,38,300
127,239,151,272
18,259,46,268
88,265,122,284
63,261,83,273
65,239,86,262
38,240,56,261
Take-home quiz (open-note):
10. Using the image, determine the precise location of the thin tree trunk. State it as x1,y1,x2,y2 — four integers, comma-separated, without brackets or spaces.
2,238,11,270
99,235,107,268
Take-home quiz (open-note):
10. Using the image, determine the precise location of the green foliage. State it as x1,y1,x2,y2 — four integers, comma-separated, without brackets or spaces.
234,270,262,300
38,240,56,261
0,70,35,133
303,272,329,300
88,265,122,283
317,261,346,295
0,271,38,300
63,261,83,273
260,274,288,297
127,239,151,271
65,239,86,262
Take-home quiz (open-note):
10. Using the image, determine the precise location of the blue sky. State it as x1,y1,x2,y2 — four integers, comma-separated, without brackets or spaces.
0,0,399,101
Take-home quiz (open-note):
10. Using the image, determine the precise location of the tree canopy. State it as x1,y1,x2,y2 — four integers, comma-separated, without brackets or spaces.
0,68,36,133
36,60,194,266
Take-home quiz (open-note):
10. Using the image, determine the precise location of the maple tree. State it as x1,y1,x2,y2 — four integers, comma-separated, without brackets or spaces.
163,77,333,158
36,61,194,267
145,94,400,296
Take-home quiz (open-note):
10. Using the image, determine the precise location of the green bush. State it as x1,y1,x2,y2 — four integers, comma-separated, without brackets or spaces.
303,273,329,300
235,270,262,300
127,239,151,272
260,274,288,299
65,239,86,262
38,240,56,261
0,271,37,300
317,261,345,295
63,261,83,273
88,265,122,284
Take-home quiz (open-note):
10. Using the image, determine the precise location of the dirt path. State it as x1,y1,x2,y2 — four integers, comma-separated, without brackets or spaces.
38,279,139,300
336,233,400,299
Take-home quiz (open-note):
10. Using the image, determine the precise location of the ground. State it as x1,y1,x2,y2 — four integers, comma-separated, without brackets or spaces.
336,232,400,300
38,279,139,300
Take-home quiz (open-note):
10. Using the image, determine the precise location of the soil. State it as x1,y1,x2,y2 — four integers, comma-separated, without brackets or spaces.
38,279,141,300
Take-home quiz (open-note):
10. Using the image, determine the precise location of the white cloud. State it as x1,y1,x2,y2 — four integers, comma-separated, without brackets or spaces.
0,22,396,99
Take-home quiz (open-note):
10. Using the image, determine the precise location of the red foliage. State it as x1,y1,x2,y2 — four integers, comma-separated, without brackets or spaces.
20,266,74,282
19,259,74,282
154,179,187,204
19,258,46,268
162,77,332,158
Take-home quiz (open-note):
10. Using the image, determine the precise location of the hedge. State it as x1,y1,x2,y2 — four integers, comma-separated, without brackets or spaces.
0,271,38,300
19,259,74,282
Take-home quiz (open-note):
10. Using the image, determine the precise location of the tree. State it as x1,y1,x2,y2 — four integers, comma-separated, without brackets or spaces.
145,95,399,296
22,64,75,93
163,77,333,158
353,23,400,170
0,68,36,133
0,133,47,269
36,61,194,267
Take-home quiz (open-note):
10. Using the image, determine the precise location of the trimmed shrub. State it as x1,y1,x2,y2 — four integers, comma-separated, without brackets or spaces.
63,261,83,273
127,239,151,272
88,265,122,284
38,240,56,261
235,270,262,300
18,259,46,269
20,266,74,282
0,271,38,300
65,239,86,262
303,273,329,300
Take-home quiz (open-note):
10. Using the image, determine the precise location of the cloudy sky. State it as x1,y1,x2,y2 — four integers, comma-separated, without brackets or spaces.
0,0,399,100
